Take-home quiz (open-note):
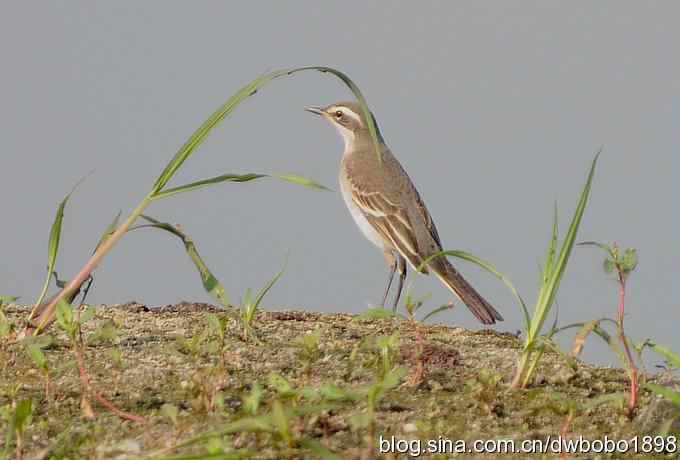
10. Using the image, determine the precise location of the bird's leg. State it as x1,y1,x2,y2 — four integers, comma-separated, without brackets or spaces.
392,255,408,310
381,250,397,307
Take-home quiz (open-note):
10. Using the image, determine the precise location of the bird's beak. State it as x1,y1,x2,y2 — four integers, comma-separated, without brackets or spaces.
305,106,325,116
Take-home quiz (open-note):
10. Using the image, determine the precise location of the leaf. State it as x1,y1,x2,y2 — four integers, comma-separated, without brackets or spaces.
348,412,372,431
319,385,361,402
252,257,287,310
131,215,230,307
151,173,269,200
421,302,454,323
417,249,529,331
160,403,179,425
78,306,96,324
150,70,279,195
93,211,122,254
242,383,263,416
205,314,222,335
581,392,627,410
646,383,680,408
271,400,291,446
288,66,382,162
151,67,380,198
570,319,601,357
542,202,559,284
25,343,48,371
577,241,616,275
56,298,73,329
0,297,18,339
646,342,680,369
577,241,612,255
622,248,638,272
299,439,341,460
272,173,332,191
267,373,295,398
528,150,601,341
31,178,86,320
242,288,253,311
367,367,407,406
359,307,399,319
12,399,33,433
87,319,120,345
0,315,10,339
0,296,19,305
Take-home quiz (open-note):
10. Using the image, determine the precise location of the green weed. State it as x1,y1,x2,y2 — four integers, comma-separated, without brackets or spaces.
240,260,286,342
577,241,640,415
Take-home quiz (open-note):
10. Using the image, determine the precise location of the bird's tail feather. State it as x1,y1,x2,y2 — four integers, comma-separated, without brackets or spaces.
431,260,503,325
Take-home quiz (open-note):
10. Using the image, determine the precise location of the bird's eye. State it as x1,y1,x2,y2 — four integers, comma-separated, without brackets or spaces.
335,110,343,119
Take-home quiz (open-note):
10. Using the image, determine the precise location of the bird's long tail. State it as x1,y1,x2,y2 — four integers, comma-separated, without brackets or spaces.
431,259,503,325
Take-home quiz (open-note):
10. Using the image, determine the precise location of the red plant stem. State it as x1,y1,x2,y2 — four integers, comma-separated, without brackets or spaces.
559,409,574,460
74,345,147,425
617,269,638,415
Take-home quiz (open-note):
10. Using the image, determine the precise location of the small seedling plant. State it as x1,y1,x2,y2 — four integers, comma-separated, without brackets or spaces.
293,329,322,378
0,296,19,342
1,397,33,460
240,260,286,342
639,341,680,409
577,241,639,415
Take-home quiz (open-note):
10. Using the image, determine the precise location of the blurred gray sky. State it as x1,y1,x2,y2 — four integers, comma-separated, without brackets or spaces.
1,2,678,365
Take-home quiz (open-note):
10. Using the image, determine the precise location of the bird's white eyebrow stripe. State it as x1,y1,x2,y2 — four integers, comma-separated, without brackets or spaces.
340,108,361,123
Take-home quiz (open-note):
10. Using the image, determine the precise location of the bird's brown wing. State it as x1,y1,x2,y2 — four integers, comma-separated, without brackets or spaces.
350,187,429,274
412,186,443,249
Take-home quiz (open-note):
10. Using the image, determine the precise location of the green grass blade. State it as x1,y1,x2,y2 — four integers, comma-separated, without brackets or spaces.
285,66,382,162
273,173,332,191
577,241,612,255
645,383,680,408
30,178,86,321
418,249,530,330
152,173,269,201
299,439,342,460
359,307,401,320
129,215,230,307
253,257,288,309
151,66,378,198
646,342,680,369
421,303,454,323
25,343,48,371
0,296,18,305
93,211,122,254
528,150,601,340
271,400,291,446
542,202,559,284
151,72,282,195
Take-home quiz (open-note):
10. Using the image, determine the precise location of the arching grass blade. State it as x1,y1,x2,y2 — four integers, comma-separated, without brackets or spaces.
129,215,230,307
152,173,269,201
273,173,332,191
418,250,529,330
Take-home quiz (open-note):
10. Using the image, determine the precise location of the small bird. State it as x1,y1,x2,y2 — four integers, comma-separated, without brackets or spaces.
306,102,503,324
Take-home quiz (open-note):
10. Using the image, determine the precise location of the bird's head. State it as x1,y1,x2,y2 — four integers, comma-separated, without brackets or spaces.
305,101,382,149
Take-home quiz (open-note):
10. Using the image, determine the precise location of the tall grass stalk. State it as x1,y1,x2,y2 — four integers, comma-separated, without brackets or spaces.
510,152,600,388
23,67,378,336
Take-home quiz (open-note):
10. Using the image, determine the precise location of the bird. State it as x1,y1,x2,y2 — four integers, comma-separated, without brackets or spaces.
306,101,503,324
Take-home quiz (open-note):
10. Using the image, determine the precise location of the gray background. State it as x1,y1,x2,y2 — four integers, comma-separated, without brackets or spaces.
1,2,678,365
